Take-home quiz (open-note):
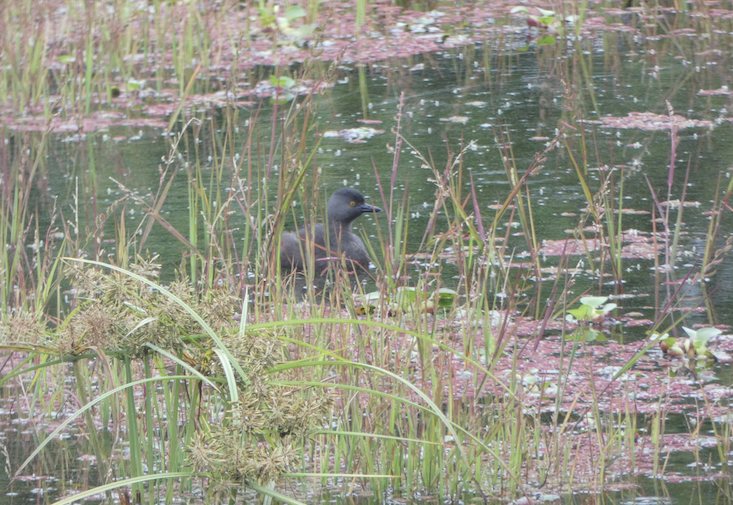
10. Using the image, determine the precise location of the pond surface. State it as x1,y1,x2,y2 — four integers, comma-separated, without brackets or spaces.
3,1,733,504
36,33,733,332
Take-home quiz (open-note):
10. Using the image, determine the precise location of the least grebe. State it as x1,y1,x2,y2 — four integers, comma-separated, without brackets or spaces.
280,188,381,275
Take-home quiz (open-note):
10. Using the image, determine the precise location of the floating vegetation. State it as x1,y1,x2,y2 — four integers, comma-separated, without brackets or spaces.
321,127,385,143
654,326,723,361
593,112,715,131
566,296,618,325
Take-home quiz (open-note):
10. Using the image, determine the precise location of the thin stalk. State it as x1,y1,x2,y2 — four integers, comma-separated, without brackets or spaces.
72,360,109,489
143,355,156,505
124,355,144,501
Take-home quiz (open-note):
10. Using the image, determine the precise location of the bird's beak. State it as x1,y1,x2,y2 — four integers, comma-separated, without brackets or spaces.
362,203,382,213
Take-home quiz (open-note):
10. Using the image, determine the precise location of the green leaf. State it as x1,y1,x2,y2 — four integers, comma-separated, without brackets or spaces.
437,288,458,308
601,303,617,314
523,375,538,386
359,291,381,303
567,327,598,341
579,296,608,308
285,5,306,22
579,328,599,341
537,16,556,26
438,297,455,309
395,287,418,310
127,78,145,91
568,306,594,320
258,7,275,26
269,75,296,89
681,326,696,339
694,327,721,344
292,24,315,39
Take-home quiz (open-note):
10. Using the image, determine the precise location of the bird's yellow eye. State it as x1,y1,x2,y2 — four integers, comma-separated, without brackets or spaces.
350,201,356,206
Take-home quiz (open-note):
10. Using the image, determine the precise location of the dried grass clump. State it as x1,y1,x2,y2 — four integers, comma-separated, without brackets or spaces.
69,257,163,315
199,288,241,331
187,386,331,486
0,310,49,347
221,329,282,376
56,304,122,356
66,258,242,357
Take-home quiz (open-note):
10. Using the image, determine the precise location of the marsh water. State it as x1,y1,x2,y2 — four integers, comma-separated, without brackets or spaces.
31,38,733,333
4,3,733,505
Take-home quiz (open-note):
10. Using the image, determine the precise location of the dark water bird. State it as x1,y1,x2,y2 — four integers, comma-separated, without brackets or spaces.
280,188,382,276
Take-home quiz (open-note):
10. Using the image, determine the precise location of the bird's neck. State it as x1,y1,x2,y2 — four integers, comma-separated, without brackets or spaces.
329,220,352,235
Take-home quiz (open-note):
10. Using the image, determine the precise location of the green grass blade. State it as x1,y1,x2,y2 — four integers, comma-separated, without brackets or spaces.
50,473,190,505
15,375,194,478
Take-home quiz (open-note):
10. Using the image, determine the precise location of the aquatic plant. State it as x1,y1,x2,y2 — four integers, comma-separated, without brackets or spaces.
654,326,722,360
566,296,617,325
